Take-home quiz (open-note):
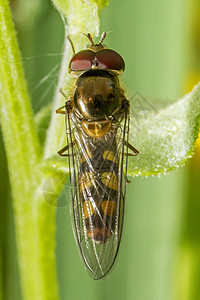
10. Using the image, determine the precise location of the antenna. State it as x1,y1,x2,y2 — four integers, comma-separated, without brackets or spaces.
86,33,94,45
99,32,106,44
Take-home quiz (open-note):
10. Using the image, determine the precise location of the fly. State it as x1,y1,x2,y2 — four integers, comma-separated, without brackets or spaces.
56,32,139,279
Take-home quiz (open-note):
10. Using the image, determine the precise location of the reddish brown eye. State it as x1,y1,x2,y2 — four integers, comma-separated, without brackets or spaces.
70,50,95,71
96,49,125,71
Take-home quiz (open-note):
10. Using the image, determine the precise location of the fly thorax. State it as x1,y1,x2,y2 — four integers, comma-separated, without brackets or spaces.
73,70,121,120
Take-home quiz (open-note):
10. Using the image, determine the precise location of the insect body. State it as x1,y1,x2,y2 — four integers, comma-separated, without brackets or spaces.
56,33,139,279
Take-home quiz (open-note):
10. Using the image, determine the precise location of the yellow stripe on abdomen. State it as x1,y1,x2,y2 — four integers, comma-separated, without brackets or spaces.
101,172,118,191
83,200,95,219
80,172,95,192
103,150,118,164
101,200,116,217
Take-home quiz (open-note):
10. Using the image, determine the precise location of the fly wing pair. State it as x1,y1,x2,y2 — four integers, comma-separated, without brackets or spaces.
64,108,129,279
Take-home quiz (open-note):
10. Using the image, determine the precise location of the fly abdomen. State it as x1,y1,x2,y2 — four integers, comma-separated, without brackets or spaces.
79,138,119,244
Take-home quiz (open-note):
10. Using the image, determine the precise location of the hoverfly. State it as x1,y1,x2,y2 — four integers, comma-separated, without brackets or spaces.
56,32,139,279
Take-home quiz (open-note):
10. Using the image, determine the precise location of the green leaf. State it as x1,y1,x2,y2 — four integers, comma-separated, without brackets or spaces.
128,83,200,176
51,0,107,39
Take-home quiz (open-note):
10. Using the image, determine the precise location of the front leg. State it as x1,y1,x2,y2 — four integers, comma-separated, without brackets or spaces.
56,105,65,114
56,89,73,115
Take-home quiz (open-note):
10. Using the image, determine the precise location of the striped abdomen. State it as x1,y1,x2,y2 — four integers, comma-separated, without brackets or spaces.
79,138,119,244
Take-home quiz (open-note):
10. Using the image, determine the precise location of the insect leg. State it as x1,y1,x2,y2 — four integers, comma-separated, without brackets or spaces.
58,145,69,156
125,141,139,156
56,89,73,114
116,139,139,156
58,143,75,156
56,105,65,114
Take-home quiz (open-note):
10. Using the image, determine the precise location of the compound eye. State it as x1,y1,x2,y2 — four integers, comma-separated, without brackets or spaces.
96,49,125,71
70,50,95,71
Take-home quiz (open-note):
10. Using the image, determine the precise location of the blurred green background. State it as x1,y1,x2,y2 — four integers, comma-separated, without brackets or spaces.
1,0,200,299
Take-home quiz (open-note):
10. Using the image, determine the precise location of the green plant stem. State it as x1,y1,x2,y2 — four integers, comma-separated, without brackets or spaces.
0,255,2,300
0,1,59,299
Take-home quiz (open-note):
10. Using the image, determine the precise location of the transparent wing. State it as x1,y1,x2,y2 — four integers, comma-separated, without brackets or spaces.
65,110,129,279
